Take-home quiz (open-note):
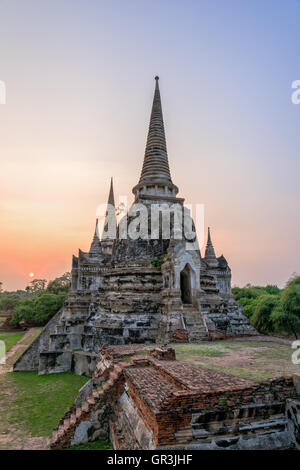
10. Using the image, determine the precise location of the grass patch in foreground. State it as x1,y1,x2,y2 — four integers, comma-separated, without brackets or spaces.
193,362,275,382
66,439,113,450
0,332,25,352
171,343,226,357
3,371,89,437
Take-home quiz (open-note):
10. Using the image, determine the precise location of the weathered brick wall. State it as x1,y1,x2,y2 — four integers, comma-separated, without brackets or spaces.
50,346,298,450
153,377,297,446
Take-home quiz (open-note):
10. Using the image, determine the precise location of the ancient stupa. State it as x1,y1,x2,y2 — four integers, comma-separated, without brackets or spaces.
15,77,256,375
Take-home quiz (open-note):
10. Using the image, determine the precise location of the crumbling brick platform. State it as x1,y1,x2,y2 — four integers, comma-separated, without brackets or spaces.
50,346,299,451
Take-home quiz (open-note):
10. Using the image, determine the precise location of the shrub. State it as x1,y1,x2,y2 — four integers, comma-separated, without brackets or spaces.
271,308,300,339
151,255,167,270
239,297,259,320
251,294,279,334
12,293,67,326
271,276,300,338
47,272,71,294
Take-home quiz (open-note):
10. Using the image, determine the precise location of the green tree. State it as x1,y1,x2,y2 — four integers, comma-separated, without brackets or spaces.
271,275,300,338
12,292,66,325
0,293,23,312
25,279,47,295
265,285,281,295
271,309,300,339
0,282,3,293
47,272,71,294
33,293,66,324
238,297,259,320
12,297,36,324
251,294,279,334
232,286,268,302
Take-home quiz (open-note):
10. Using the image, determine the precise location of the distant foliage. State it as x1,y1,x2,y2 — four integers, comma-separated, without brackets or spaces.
233,276,300,338
0,272,71,326
12,293,67,325
25,279,47,295
251,295,279,334
270,276,300,339
47,272,71,294
0,292,25,312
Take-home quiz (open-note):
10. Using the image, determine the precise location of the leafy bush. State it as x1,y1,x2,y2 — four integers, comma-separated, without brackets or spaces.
0,293,24,312
251,294,279,334
233,276,300,337
47,272,71,294
271,309,300,339
12,293,67,325
0,272,71,326
238,297,259,320
151,255,168,270
270,275,300,338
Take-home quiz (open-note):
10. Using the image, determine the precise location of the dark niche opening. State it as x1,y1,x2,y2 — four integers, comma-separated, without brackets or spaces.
180,264,192,304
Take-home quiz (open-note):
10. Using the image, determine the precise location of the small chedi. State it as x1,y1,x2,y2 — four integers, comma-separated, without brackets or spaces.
14,77,256,376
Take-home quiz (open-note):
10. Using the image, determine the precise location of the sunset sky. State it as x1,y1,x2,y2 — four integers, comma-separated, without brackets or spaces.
0,0,300,291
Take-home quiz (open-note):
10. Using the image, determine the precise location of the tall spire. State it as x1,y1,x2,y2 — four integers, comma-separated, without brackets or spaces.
101,178,116,254
107,176,115,209
205,227,218,267
132,77,179,200
89,218,101,255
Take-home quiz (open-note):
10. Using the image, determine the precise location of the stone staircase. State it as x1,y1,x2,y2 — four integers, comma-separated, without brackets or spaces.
50,362,126,449
182,305,208,342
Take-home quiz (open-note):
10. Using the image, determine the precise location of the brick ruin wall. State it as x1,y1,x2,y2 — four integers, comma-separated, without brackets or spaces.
50,346,299,450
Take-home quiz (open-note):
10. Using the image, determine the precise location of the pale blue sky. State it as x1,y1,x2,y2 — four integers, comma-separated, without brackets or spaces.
0,0,299,289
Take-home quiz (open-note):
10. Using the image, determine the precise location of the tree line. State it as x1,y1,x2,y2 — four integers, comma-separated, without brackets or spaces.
0,273,71,326
232,274,300,338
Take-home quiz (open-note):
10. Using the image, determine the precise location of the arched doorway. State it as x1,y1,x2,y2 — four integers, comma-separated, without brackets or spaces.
180,264,192,304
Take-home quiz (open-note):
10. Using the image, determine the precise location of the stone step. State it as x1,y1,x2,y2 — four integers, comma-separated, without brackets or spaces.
70,413,77,425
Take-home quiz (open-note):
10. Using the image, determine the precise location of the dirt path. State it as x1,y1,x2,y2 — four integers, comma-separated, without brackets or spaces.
0,328,34,375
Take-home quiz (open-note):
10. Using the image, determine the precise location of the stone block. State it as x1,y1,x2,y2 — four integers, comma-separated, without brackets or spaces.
286,398,300,450
293,373,300,395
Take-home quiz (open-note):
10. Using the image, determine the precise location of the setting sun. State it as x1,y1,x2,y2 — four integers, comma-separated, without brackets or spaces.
29,273,35,278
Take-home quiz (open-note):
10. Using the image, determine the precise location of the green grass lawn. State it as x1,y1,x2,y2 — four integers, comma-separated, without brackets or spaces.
171,343,227,357
171,340,299,382
0,332,25,353
0,329,112,449
0,372,89,438
0,370,114,449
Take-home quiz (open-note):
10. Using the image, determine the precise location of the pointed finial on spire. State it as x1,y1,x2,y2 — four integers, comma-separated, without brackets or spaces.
101,177,116,247
207,227,212,245
108,177,115,208
205,227,218,266
89,218,101,254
